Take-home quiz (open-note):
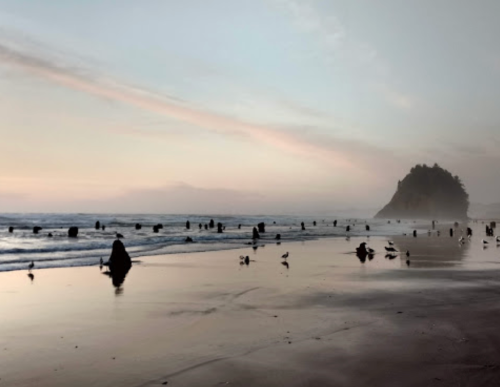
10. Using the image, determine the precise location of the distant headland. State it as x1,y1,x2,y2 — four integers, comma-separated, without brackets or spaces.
375,164,469,220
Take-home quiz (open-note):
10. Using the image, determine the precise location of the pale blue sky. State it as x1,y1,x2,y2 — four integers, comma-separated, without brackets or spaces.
0,0,499,213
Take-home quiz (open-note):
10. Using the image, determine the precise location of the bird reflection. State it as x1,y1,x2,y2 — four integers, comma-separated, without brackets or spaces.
385,254,398,260
27,273,34,283
281,261,289,269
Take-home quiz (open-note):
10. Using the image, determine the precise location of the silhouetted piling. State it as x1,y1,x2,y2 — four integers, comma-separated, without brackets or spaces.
413,230,417,237
95,221,100,230
33,226,42,234
258,222,265,233
135,223,142,230
217,222,223,233
199,223,202,230
450,228,454,237
209,219,215,229
346,225,350,232
275,234,281,240
8,226,13,233
301,222,306,231
313,221,317,226
253,227,260,239
365,225,370,231
68,227,78,238
186,221,190,230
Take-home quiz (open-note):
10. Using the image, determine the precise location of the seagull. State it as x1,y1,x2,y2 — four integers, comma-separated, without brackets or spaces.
116,233,124,239
482,239,489,245
385,246,398,253
388,241,394,246
282,252,289,259
28,261,34,271
496,236,500,242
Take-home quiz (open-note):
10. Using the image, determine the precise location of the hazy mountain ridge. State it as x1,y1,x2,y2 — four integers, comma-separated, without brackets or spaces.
375,164,469,220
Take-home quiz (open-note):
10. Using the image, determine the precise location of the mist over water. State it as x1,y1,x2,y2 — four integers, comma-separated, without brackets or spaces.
0,213,415,272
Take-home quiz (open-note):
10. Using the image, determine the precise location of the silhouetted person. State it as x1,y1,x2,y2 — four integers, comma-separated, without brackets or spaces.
258,222,265,233
301,222,306,231
209,219,215,229
135,223,142,230
199,223,202,230
8,226,13,233
217,222,223,233
68,227,78,238
33,226,42,234
450,228,454,237
333,220,337,227
313,221,317,226
413,230,417,237
186,220,190,230
95,221,100,230
253,227,260,239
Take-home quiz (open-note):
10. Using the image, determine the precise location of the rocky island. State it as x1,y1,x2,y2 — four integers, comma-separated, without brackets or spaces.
375,164,469,220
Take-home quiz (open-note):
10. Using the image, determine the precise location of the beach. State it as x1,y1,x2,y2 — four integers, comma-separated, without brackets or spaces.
1,228,500,386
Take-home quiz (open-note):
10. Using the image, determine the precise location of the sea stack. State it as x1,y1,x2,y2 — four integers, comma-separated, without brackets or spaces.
375,164,469,220
68,227,79,238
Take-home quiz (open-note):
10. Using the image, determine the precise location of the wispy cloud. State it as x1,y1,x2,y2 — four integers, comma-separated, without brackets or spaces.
0,29,411,186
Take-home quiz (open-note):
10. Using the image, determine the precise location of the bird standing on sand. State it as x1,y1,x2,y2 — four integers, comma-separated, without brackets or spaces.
388,241,394,246
28,261,34,271
282,252,289,259
482,239,489,245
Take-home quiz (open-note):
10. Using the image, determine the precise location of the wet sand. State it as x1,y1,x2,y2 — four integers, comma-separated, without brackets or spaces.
1,226,500,386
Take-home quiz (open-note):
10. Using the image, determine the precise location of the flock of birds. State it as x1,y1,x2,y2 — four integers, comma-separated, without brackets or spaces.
239,251,290,269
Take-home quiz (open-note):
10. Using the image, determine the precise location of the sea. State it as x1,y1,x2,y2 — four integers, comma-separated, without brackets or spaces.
0,214,415,272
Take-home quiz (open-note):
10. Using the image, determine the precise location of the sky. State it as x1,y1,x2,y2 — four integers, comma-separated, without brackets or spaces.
0,0,499,214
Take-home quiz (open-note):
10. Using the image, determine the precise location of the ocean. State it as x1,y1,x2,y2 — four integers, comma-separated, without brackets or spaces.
0,213,415,272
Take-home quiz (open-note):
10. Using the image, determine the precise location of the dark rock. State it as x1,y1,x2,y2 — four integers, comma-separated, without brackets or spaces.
185,237,194,243
253,227,260,239
186,221,190,230
102,225,106,231
106,240,132,288
157,224,163,229
375,164,469,220
68,227,79,238
217,222,223,233
238,224,241,229
209,219,215,229
95,221,100,230
33,226,42,234
275,234,281,240
48,233,53,237
135,223,142,230
258,222,265,233
204,224,208,230
8,227,13,233
153,225,160,233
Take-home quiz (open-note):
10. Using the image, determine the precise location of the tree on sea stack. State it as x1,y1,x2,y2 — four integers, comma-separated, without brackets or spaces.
375,164,469,220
